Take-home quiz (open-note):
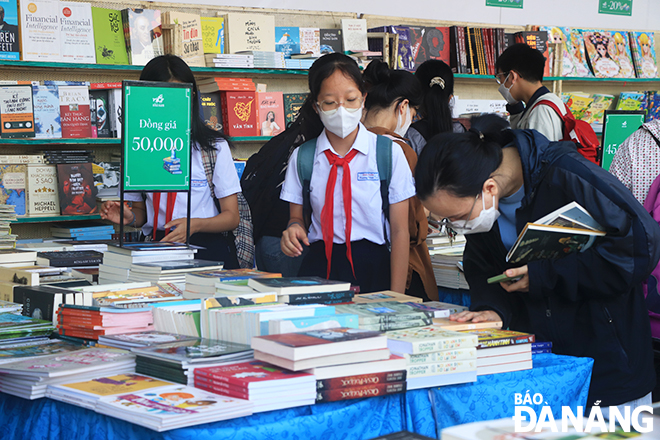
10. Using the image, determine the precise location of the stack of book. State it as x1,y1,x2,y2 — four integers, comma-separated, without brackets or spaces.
89,283,183,308
50,222,115,241
0,299,22,314
310,356,407,403
205,53,254,68
36,250,104,268
0,338,84,365
194,360,316,412
285,58,315,69
387,326,478,390
352,291,424,304
0,347,136,399
151,299,202,337
333,301,433,331
532,341,552,354
0,204,17,248
236,51,286,68
127,259,224,284
457,329,535,375
184,268,281,298
426,233,466,256
99,242,198,284
248,276,354,305
403,302,469,318
163,154,181,174
0,312,54,345
0,248,37,268
43,150,94,164
98,330,198,350
131,338,253,386
13,284,93,325
96,383,253,431
431,317,503,331
56,304,154,341
431,248,469,290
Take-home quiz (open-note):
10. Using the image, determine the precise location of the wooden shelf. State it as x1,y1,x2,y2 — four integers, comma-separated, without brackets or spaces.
13,214,102,224
0,138,120,145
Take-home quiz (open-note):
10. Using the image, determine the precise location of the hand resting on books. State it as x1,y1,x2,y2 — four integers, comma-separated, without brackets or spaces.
449,309,502,323
498,266,529,293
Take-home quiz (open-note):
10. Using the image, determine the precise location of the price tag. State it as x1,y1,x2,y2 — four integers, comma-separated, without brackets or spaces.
122,81,192,192
598,0,633,16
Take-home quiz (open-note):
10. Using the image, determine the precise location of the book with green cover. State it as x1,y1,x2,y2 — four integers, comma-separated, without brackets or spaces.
283,93,307,127
92,7,129,65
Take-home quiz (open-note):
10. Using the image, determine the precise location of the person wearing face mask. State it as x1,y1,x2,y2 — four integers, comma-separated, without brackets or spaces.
280,53,414,293
416,113,660,416
361,60,436,301
495,43,565,142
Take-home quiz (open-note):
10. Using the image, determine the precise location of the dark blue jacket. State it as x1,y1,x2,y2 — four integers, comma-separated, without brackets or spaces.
464,129,660,407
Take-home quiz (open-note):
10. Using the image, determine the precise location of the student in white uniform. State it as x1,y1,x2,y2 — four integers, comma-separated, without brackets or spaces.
100,55,241,267
280,53,415,293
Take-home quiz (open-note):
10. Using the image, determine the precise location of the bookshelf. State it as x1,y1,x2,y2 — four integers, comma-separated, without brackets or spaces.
14,214,102,223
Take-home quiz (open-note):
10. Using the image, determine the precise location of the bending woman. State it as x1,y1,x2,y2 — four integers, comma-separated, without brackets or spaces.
101,55,241,267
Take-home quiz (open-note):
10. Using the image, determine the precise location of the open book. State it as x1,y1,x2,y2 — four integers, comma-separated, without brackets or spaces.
506,202,605,265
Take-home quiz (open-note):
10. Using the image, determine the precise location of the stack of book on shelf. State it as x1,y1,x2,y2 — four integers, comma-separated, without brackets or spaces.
0,338,84,365
0,312,54,345
56,304,154,341
36,250,104,268
333,301,434,331
183,268,281,299
43,150,94,164
285,58,315,69
352,291,424,304
132,338,253,386
95,383,253,431
457,329,535,375
127,259,224,284
248,276,354,305
197,77,256,94
387,326,478,390
236,51,286,68
87,282,183,308
50,222,115,242
532,341,552,354
0,204,17,249
195,360,316,412
98,330,198,350
0,347,136,399
205,53,254,68
99,242,198,284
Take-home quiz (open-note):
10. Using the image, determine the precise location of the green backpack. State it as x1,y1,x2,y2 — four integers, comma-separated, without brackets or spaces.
296,135,394,242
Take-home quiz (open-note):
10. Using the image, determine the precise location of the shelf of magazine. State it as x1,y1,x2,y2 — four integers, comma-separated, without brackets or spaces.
13,214,102,224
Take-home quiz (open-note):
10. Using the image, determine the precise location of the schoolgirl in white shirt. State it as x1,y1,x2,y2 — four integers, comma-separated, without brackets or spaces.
100,55,241,267
280,53,415,293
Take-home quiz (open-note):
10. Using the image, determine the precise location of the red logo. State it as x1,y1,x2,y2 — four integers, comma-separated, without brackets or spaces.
62,7,71,17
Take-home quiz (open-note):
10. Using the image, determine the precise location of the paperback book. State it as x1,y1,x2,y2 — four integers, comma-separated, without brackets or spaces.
0,85,35,138
256,92,284,137
387,326,478,354
0,0,19,59
56,163,97,215
275,27,300,58
162,11,204,67
58,85,92,138
201,16,224,54
26,164,60,215
320,29,342,54
33,85,61,138
247,276,351,295
122,8,164,66
59,1,95,64
223,12,275,53
19,0,61,61
0,164,26,216
283,92,307,127
91,7,129,65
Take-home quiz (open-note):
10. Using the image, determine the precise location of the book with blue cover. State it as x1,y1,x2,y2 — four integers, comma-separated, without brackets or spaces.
33,85,61,139
275,26,300,58
0,0,19,60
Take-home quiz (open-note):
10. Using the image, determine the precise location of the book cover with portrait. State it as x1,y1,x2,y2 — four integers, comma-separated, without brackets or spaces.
56,162,97,215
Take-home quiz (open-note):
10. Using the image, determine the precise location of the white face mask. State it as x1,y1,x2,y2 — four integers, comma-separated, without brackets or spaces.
394,105,412,137
450,192,500,235
318,105,363,139
497,73,520,106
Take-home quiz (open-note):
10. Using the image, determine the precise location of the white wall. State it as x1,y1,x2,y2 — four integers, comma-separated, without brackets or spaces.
157,0,660,30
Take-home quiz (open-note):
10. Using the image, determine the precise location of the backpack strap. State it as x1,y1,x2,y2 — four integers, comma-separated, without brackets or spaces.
531,99,577,141
642,126,660,149
296,138,318,227
376,135,393,222
199,147,221,212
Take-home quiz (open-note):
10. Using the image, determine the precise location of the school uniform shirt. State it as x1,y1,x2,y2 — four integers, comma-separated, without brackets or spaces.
508,87,564,142
280,123,416,245
125,139,241,236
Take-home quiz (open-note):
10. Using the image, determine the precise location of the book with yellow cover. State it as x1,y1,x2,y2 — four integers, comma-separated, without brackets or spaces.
457,329,535,349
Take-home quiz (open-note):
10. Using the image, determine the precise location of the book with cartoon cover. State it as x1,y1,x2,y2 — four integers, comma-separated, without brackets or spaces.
568,30,593,77
457,329,535,349
630,31,657,78
0,339,82,364
247,276,350,294
583,30,624,78
195,360,314,389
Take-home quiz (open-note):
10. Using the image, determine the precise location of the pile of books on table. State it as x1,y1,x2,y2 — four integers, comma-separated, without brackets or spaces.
386,326,478,390
333,301,434,331
127,259,224,284
458,329,535,375
205,53,254,68
56,304,154,341
50,222,115,242
248,276,354,305
184,268,281,299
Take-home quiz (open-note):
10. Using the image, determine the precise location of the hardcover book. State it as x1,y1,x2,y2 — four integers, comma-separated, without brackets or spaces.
56,163,97,215
316,381,406,402
247,276,351,295
316,370,406,390
386,326,478,355
299,27,320,56
0,0,19,59
0,85,34,138
59,85,91,138
162,11,204,67
27,164,60,215
341,19,368,52
91,7,129,65
220,91,258,137
201,16,224,54
59,1,95,64
283,92,306,127
0,164,26,215
224,12,275,53
19,0,61,61
121,8,164,66
200,92,222,132
319,29,342,54
457,329,535,349
256,92,284,137
275,27,300,58
33,85,61,138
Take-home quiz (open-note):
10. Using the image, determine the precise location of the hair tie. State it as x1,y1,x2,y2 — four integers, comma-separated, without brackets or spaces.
429,77,445,89
470,128,485,140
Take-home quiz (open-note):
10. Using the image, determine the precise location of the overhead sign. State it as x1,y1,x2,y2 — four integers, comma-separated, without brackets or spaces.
598,0,632,16
486,0,523,9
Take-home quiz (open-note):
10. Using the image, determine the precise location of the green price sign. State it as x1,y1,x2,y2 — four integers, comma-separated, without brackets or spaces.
122,81,192,192
601,110,645,171
598,0,632,16
486,0,523,8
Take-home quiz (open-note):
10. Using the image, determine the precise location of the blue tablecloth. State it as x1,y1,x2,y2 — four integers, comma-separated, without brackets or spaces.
0,354,593,440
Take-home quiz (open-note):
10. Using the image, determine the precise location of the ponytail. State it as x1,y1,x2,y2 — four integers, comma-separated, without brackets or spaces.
363,60,423,111
415,60,455,136
415,114,511,200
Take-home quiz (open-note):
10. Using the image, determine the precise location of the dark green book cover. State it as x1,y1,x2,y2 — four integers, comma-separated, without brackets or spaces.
92,7,129,65
506,224,599,265
283,93,307,127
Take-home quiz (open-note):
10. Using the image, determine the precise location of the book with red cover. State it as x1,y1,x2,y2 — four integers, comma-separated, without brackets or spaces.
316,370,406,391
458,329,535,349
56,163,97,215
194,360,314,390
515,31,550,77
220,91,258,137
256,92,284,137
316,381,406,403
59,86,92,138
194,376,250,400
421,26,450,65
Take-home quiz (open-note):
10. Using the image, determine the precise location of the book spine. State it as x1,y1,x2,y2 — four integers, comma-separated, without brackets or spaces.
57,327,100,339
406,360,476,378
359,311,431,324
404,347,476,365
42,257,103,267
476,335,535,349
316,381,406,403
531,341,552,349
459,27,468,74
411,336,476,354
284,291,353,304
194,378,250,400
316,370,406,390
449,27,459,74
532,349,552,354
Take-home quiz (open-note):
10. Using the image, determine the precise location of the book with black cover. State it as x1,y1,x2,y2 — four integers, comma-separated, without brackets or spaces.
14,285,77,324
37,251,103,267
247,277,351,294
320,29,342,54
130,259,223,274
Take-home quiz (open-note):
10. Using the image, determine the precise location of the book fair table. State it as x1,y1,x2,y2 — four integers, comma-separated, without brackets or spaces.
0,354,592,440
